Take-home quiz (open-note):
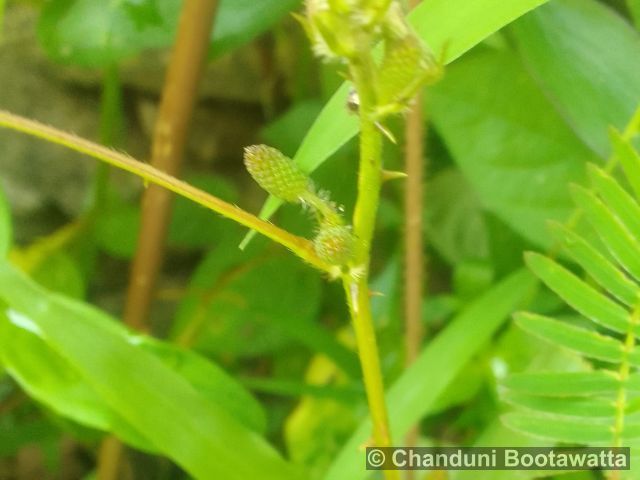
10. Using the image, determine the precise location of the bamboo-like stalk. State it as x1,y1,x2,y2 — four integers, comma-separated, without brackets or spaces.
123,0,220,332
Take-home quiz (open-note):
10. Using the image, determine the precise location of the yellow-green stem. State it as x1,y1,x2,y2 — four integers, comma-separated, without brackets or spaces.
346,56,398,480
0,110,331,273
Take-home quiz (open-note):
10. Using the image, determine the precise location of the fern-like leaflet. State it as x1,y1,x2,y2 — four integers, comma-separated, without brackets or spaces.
501,129,640,478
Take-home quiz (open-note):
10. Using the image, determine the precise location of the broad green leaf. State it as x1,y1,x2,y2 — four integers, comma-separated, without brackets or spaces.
571,185,640,280
511,0,640,157
589,165,640,242
503,371,621,396
503,393,617,418
629,0,640,27
0,313,152,451
515,312,626,364
612,129,640,201
425,168,489,264
525,252,630,335
429,50,595,248
503,413,618,443
133,336,267,434
0,263,300,480
38,0,300,68
31,252,85,299
324,269,536,480
209,0,301,58
0,186,10,258
244,0,552,247
549,222,640,307
172,239,359,376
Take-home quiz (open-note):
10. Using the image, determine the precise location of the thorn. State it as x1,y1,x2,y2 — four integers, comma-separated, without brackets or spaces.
369,290,385,297
375,121,397,143
382,169,408,182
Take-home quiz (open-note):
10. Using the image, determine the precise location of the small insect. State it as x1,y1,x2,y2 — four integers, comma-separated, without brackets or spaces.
346,88,360,113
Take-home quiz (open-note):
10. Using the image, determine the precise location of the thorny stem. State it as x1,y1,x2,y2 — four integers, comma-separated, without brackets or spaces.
0,110,332,273
344,56,399,480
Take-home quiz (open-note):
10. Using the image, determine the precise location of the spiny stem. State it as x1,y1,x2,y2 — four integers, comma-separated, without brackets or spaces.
0,110,332,273
346,55,398,480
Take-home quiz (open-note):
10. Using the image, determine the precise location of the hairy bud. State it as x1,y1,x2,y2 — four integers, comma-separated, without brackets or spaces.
244,145,311,203
314,224,355,265
376,27,441,117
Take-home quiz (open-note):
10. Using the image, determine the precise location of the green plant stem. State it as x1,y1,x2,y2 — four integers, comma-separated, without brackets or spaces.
93,63,123,214
0,110,332,273
344,56,398,480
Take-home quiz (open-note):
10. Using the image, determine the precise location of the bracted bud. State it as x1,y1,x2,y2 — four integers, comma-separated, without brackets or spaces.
244,145,312,203
303,0,358,60
314,224,355,265
375,32,441,117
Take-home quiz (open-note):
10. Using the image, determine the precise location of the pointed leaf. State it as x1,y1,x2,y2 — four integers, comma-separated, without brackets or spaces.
611,128,640,202
503,413,614,443
525,252,630,335
572,185,640,281
503,392,617,418
549,222,640,307
503,371,621,396
0,312,153,451
515,312,625,363
0,262,300,480
589,165,640,242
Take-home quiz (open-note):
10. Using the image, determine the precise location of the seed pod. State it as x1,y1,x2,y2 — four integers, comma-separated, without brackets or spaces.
314,224,355,265
375,33,441,117
244,145,311,203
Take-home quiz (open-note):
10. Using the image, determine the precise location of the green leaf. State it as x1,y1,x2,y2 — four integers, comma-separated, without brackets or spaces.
571,185,640,280
611,128,640,202
549,222,640,307
324,269,536,480
0,262,300,480
0,186,10,258
503,393,617,418
511,0,640,157
243,0,552,247
425,168,489,264
515,312,626,364
209,0,302,57
503,413,616,443
524,252,630,335
38,0,300,68
429,50,595,248
134,336,267,434
172,240,357,378
0,312,153,451
588,165,640,242
503,371,621,396
629,0,640,27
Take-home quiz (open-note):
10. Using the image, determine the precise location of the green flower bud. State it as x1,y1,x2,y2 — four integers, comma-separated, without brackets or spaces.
303,0,358,60
314,224,355,265
375,31,441,117
244,145,311,203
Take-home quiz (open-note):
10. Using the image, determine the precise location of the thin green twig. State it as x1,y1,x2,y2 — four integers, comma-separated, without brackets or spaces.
0,110,332,273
